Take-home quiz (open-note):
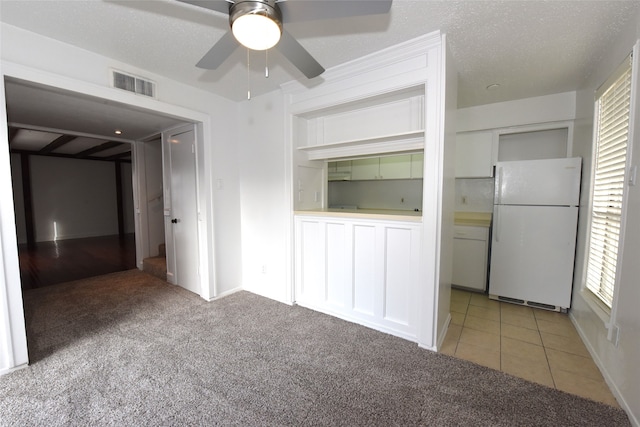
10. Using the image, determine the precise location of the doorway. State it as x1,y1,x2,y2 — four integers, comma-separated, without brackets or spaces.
1,75,211,373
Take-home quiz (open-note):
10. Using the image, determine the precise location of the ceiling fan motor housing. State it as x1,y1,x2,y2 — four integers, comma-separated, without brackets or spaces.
230,0,283,50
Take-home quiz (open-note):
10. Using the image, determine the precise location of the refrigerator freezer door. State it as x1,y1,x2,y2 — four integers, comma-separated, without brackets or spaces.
495,157,581,206
489,205,578,309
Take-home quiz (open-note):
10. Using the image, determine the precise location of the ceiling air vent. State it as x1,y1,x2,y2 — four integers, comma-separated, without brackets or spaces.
112,70,156,98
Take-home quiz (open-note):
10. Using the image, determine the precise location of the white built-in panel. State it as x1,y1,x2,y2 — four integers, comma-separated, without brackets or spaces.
384,227,413,325
321,96,424,146
299,220,325,302
326,222,348,307
353,225,376,316
294,215,421,342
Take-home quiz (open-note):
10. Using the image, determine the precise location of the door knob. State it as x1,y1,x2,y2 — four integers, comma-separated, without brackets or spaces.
171,218,178,224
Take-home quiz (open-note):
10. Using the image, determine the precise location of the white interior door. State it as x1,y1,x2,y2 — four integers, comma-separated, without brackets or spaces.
163,125,200,295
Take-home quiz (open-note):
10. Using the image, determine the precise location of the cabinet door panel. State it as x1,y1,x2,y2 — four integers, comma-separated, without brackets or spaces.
411,154,424,178
379,155,411,179
456,131,494,178
452,238,487,291
351,158,379,180
353,225,376,315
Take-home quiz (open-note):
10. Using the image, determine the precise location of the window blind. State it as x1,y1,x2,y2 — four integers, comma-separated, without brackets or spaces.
585,55,632,309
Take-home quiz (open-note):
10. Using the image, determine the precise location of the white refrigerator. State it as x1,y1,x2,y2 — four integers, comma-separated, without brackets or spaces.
488,157,582,311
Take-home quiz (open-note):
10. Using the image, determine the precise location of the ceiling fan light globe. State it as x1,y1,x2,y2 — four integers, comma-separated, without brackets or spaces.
232,14,281,50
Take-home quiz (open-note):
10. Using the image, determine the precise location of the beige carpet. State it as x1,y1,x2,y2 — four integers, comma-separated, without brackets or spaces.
0,269,630,426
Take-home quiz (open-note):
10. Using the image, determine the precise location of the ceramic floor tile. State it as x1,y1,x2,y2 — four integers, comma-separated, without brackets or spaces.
536,317,580,339
463,315,500,335
459,327,501,350
440,332,459,356
540,332,590,358
501,336,546,362
455,341,501,371
451,289,472,303
500,310,538,330
501,352,554,388
533,308,571,323
450,311,466,326
469,293,501,310
446,323,463,341
545,348,603,381
500,302,535,319
467,304,501,321
551,368,619,407
501,323,542,346
450,299,469,314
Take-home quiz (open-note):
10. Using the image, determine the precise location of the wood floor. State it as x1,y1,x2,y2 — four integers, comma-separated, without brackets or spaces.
18,234,136,290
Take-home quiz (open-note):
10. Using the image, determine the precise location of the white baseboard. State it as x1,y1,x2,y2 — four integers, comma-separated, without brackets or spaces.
0,363,28,377
569,313,638,427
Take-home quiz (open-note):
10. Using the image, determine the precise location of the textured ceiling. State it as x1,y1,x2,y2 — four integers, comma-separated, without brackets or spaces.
2,0,639,109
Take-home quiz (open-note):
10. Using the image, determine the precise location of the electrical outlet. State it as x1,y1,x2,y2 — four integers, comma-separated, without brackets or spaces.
261,265,267,274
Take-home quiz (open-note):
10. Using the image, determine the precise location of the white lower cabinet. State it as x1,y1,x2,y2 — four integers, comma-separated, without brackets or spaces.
295,216,421,341
452,225,489,291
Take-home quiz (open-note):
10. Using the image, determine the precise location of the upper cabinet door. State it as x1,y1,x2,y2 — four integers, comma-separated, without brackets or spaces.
379,155,412,179
410,154,424,178
455,131,495,178
351,158,380,180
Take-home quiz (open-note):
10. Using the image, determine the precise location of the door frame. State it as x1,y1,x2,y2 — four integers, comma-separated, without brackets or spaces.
0,62,216,373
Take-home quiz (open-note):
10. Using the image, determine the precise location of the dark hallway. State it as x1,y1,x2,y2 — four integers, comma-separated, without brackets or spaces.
18,233,136,289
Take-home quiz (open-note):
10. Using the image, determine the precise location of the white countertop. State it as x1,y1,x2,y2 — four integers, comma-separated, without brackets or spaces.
454,212,492,227
295,208,422,222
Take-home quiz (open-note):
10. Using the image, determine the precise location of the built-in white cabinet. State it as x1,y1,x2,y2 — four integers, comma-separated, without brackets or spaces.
337,154,422,181
455,131,495,178
294,88,426,161
328,160,352,173
351,158,381,180
497,127,569,161
410,154,424,178
452,225,489,291
295,215,421,341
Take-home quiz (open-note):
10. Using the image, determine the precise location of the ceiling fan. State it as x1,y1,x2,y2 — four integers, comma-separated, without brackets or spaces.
176,0,393,79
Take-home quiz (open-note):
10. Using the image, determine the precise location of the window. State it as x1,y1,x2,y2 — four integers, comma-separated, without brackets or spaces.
585,54,633,309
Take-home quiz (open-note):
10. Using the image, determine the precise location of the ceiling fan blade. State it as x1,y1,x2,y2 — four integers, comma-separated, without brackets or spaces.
278,0,392,23
196,31,239,69
276,30,325,79
174,0,231,15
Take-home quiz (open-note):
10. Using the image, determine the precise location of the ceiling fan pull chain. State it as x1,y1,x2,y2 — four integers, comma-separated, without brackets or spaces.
265,49,269,78
247,48,251,100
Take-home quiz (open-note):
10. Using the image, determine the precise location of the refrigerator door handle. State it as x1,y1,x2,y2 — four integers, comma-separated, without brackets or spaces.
494,205,500,242
496,166,503,205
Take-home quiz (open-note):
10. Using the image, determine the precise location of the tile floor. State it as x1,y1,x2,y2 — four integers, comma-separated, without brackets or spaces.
441,288,619,407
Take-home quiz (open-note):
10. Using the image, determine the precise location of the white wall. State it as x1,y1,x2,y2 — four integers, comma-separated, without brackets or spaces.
0,23,242,371
571,9,640,425
237,91,290,303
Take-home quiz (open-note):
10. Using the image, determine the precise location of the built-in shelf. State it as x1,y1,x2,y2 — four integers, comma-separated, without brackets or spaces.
298,130,425,160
